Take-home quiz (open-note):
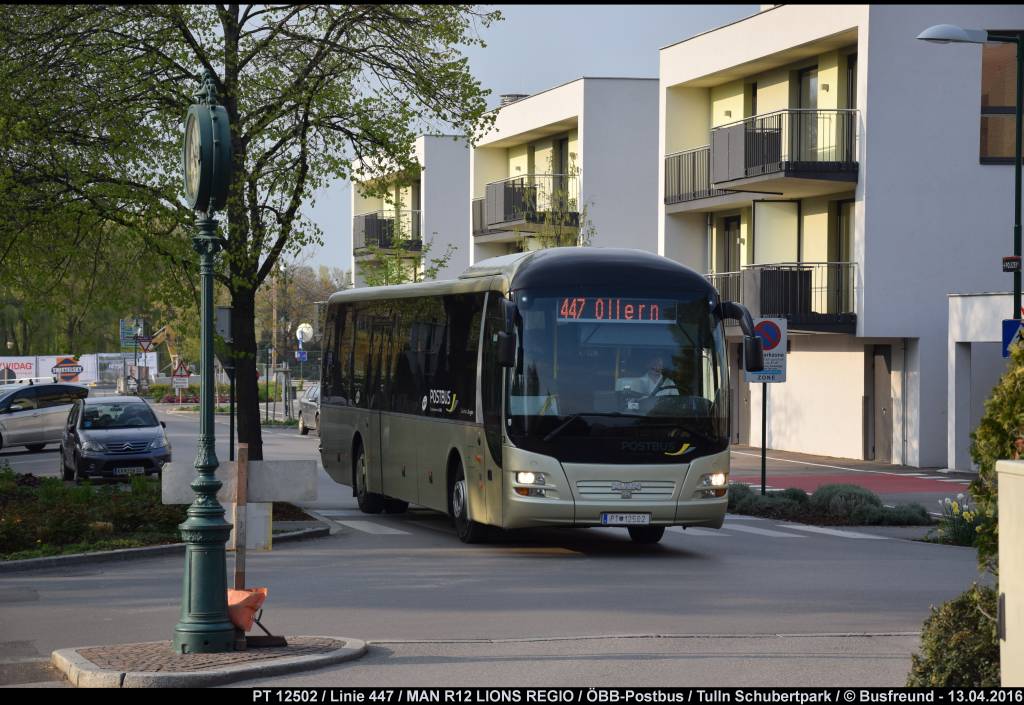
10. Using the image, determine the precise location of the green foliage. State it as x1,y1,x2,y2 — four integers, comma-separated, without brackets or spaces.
907,584,1000,687
930,494,988,547
0,471,186,557
359,238,457,288
513,156,596,250
968,342,1024,575
1,4,502,459
727,482,931,526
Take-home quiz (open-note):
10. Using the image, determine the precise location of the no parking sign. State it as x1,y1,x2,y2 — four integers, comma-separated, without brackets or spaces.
745,318,787,384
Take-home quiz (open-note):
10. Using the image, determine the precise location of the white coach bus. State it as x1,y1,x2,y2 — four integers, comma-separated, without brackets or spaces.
319,248,762,544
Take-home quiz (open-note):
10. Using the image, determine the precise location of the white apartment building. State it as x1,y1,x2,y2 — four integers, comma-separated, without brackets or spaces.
349,135,470,286
470,78,659,261
659,4,1024,467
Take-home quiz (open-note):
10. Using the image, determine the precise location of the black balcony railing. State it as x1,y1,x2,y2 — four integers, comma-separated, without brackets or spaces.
706,261,856,331
483,173,579,228
710,109,858,184
353,210,422,251
707,271,742,304
754,261,856,324
665,146,729,205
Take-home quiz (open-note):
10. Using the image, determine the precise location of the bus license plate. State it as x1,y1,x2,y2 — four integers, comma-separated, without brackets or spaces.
113,467,145,476
601,513,650,526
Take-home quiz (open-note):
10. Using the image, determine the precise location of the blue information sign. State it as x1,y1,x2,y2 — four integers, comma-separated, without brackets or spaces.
1003,319,1024,358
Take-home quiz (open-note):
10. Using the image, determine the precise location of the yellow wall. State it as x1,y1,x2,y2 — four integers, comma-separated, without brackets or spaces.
753,201,798,263
755,69,789,114
710,81,745,127
568,129,580,168
800,197,831,262
666,86,712,153
508,144,529,176
353,184,382,216
474,148,507,199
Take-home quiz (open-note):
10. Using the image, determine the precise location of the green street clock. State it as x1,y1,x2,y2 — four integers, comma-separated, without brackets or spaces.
182,88,232,212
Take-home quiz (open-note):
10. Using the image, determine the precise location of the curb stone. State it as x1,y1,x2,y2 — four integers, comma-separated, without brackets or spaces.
51,637,367,688
0,526,330,574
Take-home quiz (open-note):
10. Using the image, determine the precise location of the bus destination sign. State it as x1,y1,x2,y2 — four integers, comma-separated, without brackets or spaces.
558,297,669,322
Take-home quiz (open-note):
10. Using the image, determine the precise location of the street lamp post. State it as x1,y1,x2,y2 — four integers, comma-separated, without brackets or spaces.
918,25,1024,321
172,70,236,654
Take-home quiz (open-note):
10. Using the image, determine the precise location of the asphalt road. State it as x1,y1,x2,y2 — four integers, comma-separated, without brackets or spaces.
0,407,986,686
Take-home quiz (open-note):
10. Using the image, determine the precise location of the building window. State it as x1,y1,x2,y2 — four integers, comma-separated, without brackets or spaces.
981,37,1021,164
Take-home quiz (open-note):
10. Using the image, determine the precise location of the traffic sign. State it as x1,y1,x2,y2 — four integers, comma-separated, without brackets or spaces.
136,335,153,352
1004,256,1021,273
172,360,191,389
295,350,308,362
746,317,787,383
1003,319,1024,358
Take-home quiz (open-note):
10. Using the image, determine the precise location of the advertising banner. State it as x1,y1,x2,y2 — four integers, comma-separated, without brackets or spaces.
0,357,37,382
36,355,98,384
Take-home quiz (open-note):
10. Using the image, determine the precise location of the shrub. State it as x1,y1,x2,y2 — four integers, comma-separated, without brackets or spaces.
907,584,1000,686
809,484,881,519
778,487,809,505
968,342,1024,575
735,493,805,521
727,482,753,510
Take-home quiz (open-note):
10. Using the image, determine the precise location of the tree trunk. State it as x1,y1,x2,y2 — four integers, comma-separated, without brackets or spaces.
231,284,264,460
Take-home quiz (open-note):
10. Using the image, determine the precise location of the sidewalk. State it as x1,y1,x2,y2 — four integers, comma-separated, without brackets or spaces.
53,637,367,687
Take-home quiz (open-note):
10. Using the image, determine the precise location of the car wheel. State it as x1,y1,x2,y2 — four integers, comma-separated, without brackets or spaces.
354,444,384,514
298,413,309,436
60,450,74,482
627,526,665,544
450,461,487,544
26,443,46,453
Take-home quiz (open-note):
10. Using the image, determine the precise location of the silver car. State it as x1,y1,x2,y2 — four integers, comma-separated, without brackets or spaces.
297,382,320,436
0,383,89,453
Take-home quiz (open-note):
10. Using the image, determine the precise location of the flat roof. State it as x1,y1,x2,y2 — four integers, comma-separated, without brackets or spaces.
660,5,774,52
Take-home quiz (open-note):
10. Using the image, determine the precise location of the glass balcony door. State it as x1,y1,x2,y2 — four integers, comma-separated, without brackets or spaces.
796,67,818,162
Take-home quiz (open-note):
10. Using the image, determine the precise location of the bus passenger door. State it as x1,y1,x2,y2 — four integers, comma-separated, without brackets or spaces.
480,293,506,527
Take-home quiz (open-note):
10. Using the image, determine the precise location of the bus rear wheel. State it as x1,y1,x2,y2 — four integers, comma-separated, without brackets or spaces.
451,462,487,544
354,445,385,514
627,526,665,544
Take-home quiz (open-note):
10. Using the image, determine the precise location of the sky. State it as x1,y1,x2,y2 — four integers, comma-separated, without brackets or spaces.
299,4,759,274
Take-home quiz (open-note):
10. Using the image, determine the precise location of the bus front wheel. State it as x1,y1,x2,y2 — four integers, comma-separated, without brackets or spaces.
627,526,665,544
450,463,487,544
354,445,385,514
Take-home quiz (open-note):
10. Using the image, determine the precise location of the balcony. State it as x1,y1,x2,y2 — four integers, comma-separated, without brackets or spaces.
482,174,579,233
710,109,857,188
353,210,422,252
665,146,729,205
707,261,857,333
665,109,858,208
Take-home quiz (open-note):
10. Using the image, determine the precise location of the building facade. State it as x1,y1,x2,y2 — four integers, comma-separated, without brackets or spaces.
471,78,660,261
350,135,470,286
659,4,1024,467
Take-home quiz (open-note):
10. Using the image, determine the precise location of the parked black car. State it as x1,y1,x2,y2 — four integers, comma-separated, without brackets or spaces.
60,396,171,482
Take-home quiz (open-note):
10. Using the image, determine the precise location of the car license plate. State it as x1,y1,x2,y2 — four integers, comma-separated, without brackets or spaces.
601,513,651,526
113,467,145,476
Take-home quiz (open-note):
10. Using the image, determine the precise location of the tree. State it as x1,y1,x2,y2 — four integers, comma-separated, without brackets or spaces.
358,239,457,287
968,342,1024,576
1,5,500,459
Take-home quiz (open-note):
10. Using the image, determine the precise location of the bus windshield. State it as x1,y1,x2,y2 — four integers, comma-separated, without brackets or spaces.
507,289,729,463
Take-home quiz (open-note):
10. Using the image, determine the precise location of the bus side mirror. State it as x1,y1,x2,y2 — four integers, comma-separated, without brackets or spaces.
743,336,764,373
496,332,516,367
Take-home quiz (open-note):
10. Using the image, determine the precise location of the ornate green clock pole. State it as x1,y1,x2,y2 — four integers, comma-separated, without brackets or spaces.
173,70,236,654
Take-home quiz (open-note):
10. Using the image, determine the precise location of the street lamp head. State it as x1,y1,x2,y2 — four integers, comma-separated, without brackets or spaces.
917,24,990,44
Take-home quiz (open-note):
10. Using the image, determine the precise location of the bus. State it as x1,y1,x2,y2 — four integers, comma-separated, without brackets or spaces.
319,248,762,544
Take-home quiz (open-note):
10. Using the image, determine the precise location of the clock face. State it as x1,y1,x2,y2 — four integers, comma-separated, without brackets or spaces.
183,112,202,201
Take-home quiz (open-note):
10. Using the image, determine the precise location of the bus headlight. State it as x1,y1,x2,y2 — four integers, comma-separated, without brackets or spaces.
700,472,727,487
515,471,545,486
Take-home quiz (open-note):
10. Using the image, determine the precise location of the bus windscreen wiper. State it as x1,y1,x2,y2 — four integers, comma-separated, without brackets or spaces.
541,412,632,442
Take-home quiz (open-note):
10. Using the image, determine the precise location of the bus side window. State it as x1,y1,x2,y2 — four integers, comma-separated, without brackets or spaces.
481,293,505,467
352,305,371,408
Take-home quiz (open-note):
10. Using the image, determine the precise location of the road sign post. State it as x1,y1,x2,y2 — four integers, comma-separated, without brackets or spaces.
746,318,788,495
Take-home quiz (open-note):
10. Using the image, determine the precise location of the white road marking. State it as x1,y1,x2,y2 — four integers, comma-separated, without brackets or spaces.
731,450,940,479
722,523,805,538
334,520,410,535
779,524,888,540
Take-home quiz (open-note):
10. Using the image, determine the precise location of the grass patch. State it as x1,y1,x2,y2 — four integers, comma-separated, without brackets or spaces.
728,482,932,526
0,468,187,560
262,418,298,428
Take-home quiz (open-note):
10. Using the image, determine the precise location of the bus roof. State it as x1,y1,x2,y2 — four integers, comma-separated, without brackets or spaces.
329,248,715,305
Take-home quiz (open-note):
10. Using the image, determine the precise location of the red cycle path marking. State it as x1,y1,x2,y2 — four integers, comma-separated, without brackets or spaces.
732,473,967,495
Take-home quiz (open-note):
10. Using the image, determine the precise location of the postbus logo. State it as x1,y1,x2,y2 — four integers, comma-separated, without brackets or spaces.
51,357,84,382
428,389,458,414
